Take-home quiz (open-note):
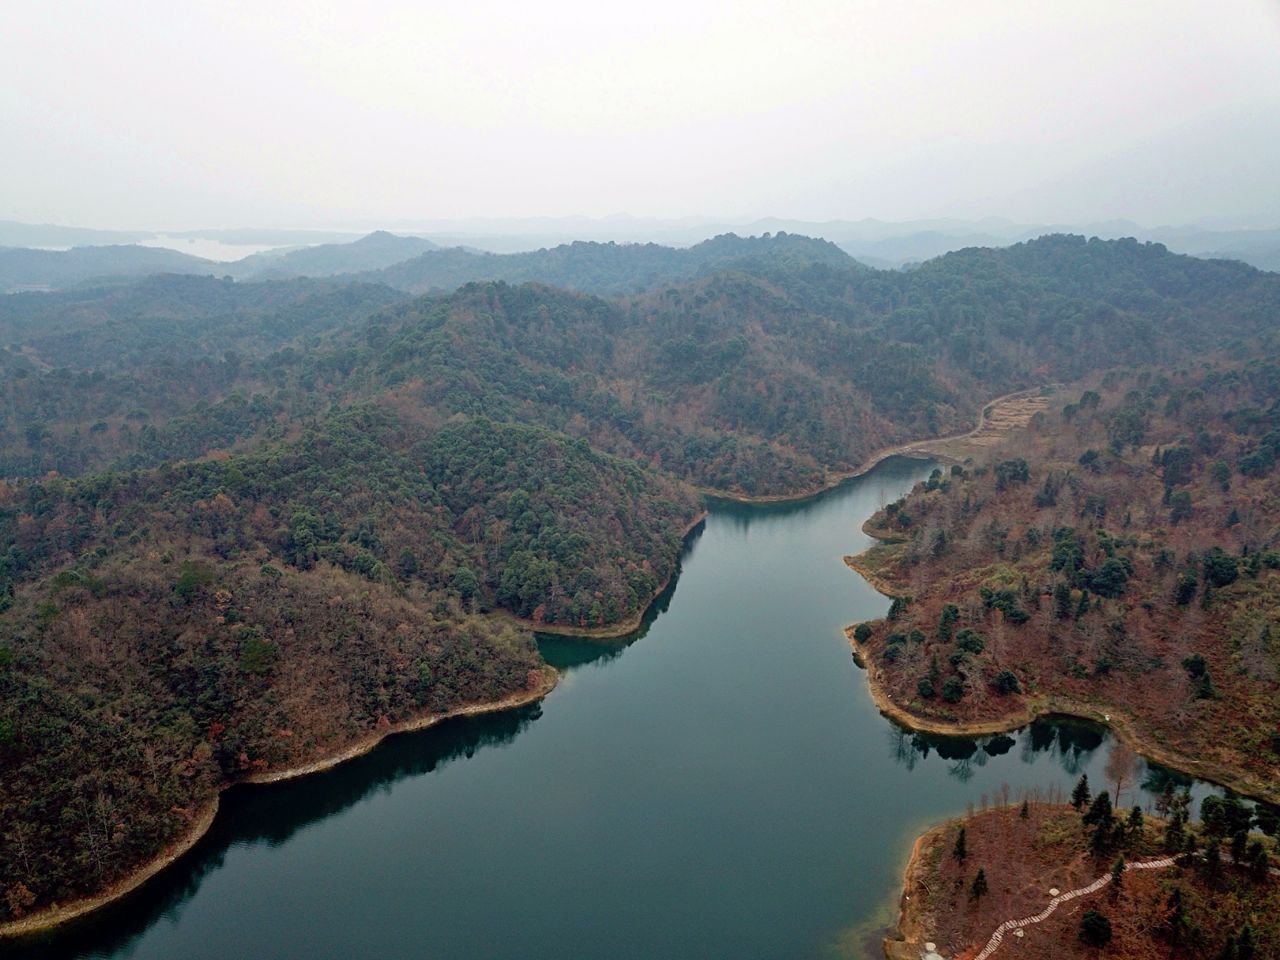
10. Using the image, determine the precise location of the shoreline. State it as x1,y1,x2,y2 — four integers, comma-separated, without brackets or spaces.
0,667,559,940
0,387,1044,941
497,510,709,640
882,819,951,960
701,385,1046,506
843,622,1279,806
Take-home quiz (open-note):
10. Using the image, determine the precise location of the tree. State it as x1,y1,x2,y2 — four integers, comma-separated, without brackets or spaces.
992,670,1020,695
1236,923,1257,960
941,676,965,703
1083,790,1113,827
1019,799,1030,820
952,826,967,862
1071,774,1091,812
1202,548,1239,588
1104,743,1138,806
969,868,988,901
1079,909,1112,947
1125,805,1144,841
1160,886,1189,947
1246,840,1270,884
1054,582,1072,619
1199,837,1223,887
1109,855,1125,899
1170,489,1193,524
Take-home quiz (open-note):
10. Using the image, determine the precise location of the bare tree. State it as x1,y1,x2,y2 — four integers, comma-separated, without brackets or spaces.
1104,742,1139,807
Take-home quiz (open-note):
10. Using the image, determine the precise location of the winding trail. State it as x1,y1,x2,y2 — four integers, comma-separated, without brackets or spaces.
971,857,1176,960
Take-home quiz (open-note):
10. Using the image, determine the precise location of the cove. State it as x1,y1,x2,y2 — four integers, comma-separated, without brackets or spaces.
22,457,1221,960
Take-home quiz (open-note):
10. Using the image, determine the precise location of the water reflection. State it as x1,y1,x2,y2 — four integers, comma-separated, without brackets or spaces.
12,705,543,960
884,715,1224,815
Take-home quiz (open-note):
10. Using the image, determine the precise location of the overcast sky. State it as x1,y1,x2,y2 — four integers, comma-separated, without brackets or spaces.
4,0,1279,229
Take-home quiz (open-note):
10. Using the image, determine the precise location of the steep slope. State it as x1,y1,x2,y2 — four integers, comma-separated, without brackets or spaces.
849,364,1280,801
0,404,700,923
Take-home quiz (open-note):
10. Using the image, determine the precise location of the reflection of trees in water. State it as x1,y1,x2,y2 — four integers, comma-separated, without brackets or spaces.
535,543,691,674
888,718,1106,782
13,705,543,960
1020,719,1104,776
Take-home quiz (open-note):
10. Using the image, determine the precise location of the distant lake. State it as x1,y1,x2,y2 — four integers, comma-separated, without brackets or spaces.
24,457,1219,960
136,235,293,262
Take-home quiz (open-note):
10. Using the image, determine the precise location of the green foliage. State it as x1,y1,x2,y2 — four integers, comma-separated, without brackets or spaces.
941,676,965,703
991,670,1020,695
239,634,279,676
173,560,214,602
1202,548,1240,588
1079,909,1113,946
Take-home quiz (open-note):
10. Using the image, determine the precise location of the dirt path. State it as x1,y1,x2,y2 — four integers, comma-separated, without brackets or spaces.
852,388,1051,478
971,857,1176,960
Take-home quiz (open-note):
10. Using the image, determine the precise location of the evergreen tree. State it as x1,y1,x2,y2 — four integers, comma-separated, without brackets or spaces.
1071,774,1091,812
1079,909,1113,947
969,868,988,901
1125,805,1144,841
1237,924,1257,960
1083,790,1113,826
1054,581,1072,619
952,826,967,862
1109,855,1125,899
1246,840,1269,884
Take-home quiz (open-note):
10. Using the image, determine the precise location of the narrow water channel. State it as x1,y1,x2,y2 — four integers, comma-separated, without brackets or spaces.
28,457,1217,960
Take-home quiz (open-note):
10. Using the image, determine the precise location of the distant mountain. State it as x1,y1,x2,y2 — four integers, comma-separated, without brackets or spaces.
362,231,858,294
0,244,216,292
0,219,152,248
231,230,441,279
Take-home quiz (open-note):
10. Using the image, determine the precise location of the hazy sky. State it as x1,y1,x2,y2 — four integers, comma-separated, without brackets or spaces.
4,1,1279,229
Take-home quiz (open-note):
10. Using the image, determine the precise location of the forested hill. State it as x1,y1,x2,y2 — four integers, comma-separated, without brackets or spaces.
4,236,1279,489
0,244,214,292
850,363,1280,800
2,233,1279,927
358,231,858,294
228,231,441,280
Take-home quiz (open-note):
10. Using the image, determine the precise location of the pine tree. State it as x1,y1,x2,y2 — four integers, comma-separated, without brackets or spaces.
1246,841,1270,885
1083,790,1112,827
1071,774,1091,812
1079,909,1112,947
970,868,988,901
1237,923,1257,960
1109,855,1125,899
1019,799,1030,820
1125,805,1144,840
952,826,967,862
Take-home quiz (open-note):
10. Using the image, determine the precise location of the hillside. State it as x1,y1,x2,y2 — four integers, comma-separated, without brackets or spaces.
890,800,1277,960
0,406,700,924
849,364,1280,801
8,236,1278,493
229,231,440,280
4,234,1280,932
361,231,859,294
0,245,215,293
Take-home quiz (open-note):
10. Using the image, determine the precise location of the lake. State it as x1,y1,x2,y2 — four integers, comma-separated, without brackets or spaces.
25,457,1215,960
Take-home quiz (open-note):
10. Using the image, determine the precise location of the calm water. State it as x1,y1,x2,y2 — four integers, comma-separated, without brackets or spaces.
29,458,1215,960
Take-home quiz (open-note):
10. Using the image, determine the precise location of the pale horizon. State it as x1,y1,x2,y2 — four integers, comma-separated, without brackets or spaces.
5,0,1280,231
